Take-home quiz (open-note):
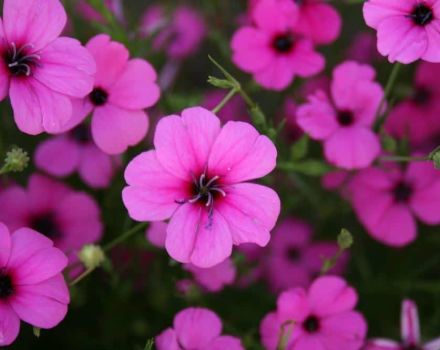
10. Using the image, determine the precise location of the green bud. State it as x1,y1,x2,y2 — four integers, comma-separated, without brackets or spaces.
429,146,440,169
4,147,29,173
78,245,105,270
337,228,354,250
33,327,41,338
207,76,235,89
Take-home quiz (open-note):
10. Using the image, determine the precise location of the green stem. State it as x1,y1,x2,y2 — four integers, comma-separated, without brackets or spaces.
69,267,95,287
375,63,402,130
212,88,238,114
380,155,428,163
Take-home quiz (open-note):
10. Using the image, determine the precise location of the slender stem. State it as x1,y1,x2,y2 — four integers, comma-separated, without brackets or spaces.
380,155,428,163
211,88,238,114
69,267,95,287
375,63,402,130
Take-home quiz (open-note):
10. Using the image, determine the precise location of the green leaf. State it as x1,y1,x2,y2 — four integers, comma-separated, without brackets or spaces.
290,160,332,176
290,135,309,160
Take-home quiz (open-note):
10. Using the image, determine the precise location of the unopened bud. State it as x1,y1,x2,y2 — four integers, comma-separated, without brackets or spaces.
78,245,105,270
207,76,235,89
337,228,353,250
429,146,440,169
4,147,29,173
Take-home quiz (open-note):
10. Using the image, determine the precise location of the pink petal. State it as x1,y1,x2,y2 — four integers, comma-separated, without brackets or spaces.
9,286,68,329
289,40,326,77
35,135,80,177
154,108,221,179
293,336,326,350
203,336,244,350
3,0,67,51
324,128,381,169
410,181,440,224
174,308,222,348
425,337,440,350
423,20,440,62
189,210,233,268
252,0,298,33
295,3,341,44
15,275,69,304
146,221,167,248
166,205,201,264
401,299,420,346
260,312,288,350
231,27,273,72
308,276,358,317
186,258,236,292
363,0,415,29
91,104,148,154
296,97,338,140
34,37,96,98
277,288,310,323
123,151,187,221
364,339,400,350
377,16,427,64
156,328,181,350
253,56,296,91
0,223,11,267
10,78,73,135
0,187,30,231
86,34,129,89
208,121,276,183
108,58,160,110
28,174,71,214
0,302,20,346
320,311,367,350
78,144,114,188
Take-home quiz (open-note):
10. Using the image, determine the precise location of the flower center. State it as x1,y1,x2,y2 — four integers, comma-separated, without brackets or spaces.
31,213,62,240
5,43,40,77
411,4,434,26
272,33,294,53
286,247,300,262
89,87,109,106
0,270,13,299
412,86,431,105
393,181,413,202
71,124,92,144
303,315,320,333
337,110,354,127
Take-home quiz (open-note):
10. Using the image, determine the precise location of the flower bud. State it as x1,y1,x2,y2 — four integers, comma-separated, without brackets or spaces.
429,146,440,169
78,244,106,270
337,228,353,250
207,76,235,89
4,147,29,173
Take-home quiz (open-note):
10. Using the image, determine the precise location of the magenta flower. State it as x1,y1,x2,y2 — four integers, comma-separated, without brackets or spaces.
156,307,244,350
365,299,440,350
35,124,120,189
260,276,367,350
231,0,325,91
385,62,440,148
0,174,103,264
263,218,348,293
363,0,440,63
140,5,206,60
72,34,160,154
349,161,440,246
0,0,95,135
123,107,280,268
297,61,384,169
0,223,69,346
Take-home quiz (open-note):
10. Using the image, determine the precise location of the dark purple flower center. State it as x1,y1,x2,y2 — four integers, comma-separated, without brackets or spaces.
272,33,294,53
31,213,62,240
5,43,40,77
337,110,355,127
286,247,300,262
90,87,109,106
412,86,432,105
303,315,320,333
0,269,13,299
71,124,92,144
393,181,413,202
411,4,434,26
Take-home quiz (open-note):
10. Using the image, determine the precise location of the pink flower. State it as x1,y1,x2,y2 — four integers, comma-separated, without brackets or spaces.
0,223,69,346
260,276,367,350
140,5,206,60
123,107,280,268
202,90,248,122
0,174,103,264
35,124,120,189
385,62,440,148
184,258,236,292
346,32,382,64
297,61,384,169
263,218,348,293
156,307,244,350
365,299,440,350
363,0,440,63
76,0,124,24
349,161,440,246
0,0,95,135
231,0,325,91
72,34,160,154
146,221,167,248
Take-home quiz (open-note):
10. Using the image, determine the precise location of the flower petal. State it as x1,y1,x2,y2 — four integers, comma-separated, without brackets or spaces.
0,223,11,267
401,299,420,346
0,302,20,347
